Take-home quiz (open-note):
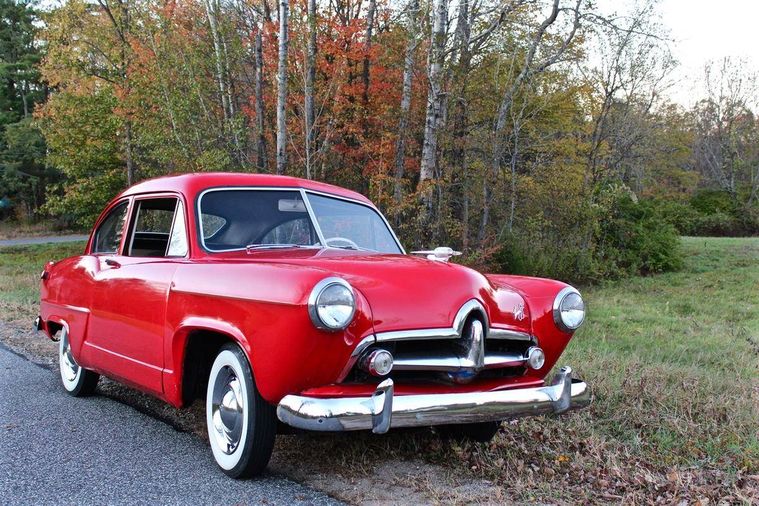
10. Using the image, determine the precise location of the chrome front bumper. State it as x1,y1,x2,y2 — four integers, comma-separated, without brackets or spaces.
276,366,591,434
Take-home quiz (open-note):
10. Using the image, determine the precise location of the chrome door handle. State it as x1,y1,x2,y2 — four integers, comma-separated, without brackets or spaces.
105,259,121,268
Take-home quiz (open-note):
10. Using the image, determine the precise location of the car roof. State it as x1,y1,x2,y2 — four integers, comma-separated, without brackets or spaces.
118,172,373,205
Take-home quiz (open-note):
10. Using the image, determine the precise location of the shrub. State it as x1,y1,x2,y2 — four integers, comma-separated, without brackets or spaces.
645,199,701,235
596,191,683,276
643,191,759,237
690,189,736,215
493,185,683,284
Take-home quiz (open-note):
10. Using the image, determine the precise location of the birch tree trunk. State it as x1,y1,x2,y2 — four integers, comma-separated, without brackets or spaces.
362,0,377,105
304,0,316,178
125,120,134,186
204,0,230,123
450,0,471,248
393,0,420,204
276,0,289,174
419,0,447,183
255,29,268,171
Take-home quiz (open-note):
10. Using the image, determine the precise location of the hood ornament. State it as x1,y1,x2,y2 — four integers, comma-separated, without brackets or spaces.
513,302,526,321
410,246,462,262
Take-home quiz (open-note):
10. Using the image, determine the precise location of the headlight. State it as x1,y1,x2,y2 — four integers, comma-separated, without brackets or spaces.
308,277,356,331
553,286,585,332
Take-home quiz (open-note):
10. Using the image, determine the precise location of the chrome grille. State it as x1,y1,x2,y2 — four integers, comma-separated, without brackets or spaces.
340,299,536,383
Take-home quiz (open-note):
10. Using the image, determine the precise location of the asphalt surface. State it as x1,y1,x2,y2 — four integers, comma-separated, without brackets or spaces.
0,234,89,248
0,344,342,505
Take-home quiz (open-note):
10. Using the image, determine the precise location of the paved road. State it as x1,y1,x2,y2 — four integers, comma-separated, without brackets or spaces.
0,344,341,505
0,235,89,248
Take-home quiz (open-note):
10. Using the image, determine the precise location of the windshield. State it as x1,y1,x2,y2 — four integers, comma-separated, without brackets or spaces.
198,189,402,254
307,194,402,253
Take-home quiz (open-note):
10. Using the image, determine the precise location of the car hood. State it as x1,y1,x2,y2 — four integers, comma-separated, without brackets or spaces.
240,248,531,334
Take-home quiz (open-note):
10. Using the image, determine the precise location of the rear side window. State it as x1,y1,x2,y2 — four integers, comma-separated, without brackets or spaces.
167,201,188,257
127,198,185,257
93,202,128,254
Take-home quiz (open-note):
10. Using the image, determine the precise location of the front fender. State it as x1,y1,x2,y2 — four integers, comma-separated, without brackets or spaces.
164,263,376,407
486,274,577,379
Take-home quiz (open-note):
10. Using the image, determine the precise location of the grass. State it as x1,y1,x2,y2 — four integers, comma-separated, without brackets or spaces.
0,219,81,240
0,242,85,325
1,237,757,503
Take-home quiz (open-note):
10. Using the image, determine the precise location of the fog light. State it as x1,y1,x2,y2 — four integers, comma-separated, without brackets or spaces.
525,347,545,370
360,349,394,376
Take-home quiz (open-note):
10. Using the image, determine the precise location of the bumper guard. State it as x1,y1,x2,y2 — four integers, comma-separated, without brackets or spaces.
277,366,591,433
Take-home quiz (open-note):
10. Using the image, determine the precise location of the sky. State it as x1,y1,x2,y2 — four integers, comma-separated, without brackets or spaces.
657,0,759,106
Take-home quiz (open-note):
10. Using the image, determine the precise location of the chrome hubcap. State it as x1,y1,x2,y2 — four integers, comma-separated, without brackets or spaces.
211,366,244,455
59,329,79,382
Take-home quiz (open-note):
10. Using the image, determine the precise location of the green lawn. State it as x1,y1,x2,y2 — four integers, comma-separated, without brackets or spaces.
1,237,757,502
0,242,85,325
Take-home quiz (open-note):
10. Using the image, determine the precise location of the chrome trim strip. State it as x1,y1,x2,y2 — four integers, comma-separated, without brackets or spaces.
277,366,591,432
393,352,526,372
375,299,488,343
336,334,376,382
300,188,328,246
488,328,534,341
375,328,459,342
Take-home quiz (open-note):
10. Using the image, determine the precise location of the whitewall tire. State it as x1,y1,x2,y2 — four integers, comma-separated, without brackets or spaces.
58,325,99,396
206,343,276,478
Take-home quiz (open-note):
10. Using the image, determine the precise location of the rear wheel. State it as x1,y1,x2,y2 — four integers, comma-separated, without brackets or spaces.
206,343,276,478
58,326,99,397
438,421,501,443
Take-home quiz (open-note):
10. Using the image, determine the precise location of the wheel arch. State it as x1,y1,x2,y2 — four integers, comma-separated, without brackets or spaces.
167,318,253,408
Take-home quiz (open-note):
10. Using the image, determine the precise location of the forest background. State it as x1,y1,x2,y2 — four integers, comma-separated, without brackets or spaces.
1,0,758,282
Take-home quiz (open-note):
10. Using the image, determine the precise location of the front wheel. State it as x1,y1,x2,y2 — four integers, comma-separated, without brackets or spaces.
206,343,276,478
58,326,99,397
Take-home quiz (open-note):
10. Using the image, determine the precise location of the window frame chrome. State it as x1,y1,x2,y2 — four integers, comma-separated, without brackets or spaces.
195,186,404,254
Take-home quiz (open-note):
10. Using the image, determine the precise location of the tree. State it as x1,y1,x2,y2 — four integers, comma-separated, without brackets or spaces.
276,0,288,174
419,0,447,186
0,0,58,219
393,0,420,205
692,58,759,206
304,0,316,178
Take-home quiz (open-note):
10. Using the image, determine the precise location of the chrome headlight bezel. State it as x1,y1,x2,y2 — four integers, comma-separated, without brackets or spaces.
308,277,356,331
552,286,585,333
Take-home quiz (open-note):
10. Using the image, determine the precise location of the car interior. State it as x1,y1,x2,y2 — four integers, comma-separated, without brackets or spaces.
127,198,180,257
199,190,318,250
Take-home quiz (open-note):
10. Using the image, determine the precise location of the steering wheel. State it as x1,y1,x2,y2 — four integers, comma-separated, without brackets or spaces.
324,236,360,250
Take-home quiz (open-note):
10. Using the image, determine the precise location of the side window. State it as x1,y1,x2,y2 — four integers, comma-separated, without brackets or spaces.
93,202,128,254
127,198,180,257
167,201,188,257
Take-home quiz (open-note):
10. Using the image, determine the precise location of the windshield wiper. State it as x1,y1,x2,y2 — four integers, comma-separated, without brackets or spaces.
246,243,314,252
328,244,377,252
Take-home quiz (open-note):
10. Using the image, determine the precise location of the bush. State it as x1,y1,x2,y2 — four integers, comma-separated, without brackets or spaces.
493,185,683,284
690,189,736,215
596,192,683,277
645,199,701,235
643,191,759,237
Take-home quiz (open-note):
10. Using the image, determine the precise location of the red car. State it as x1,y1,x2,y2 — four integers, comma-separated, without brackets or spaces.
37,173,590,478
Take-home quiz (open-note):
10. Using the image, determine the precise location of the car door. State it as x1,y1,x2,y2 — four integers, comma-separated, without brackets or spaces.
85,195,188,395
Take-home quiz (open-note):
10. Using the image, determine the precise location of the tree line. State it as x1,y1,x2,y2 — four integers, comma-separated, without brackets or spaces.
1,0,757,281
